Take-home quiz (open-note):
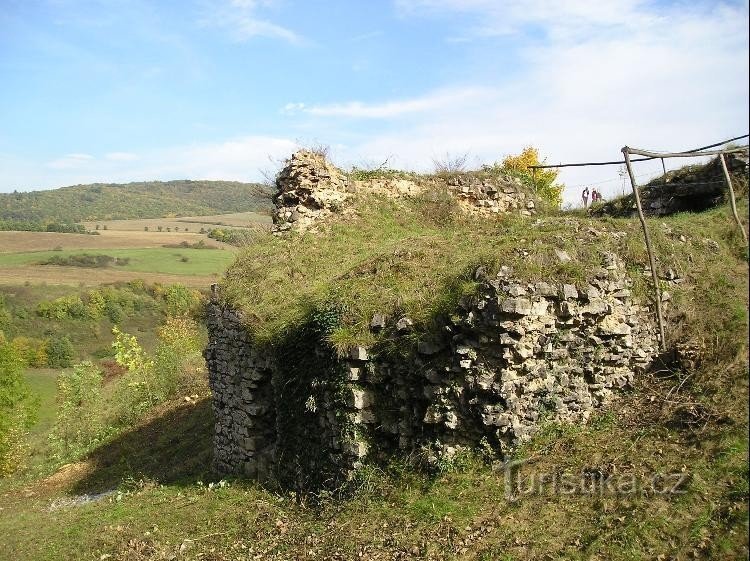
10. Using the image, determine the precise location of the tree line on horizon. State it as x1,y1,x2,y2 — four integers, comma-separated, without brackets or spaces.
0,180,273,227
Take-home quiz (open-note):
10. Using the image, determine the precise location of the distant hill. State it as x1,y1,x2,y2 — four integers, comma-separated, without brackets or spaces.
0,180,273,224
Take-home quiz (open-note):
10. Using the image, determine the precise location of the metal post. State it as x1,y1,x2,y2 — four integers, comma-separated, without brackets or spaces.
719,153,749,247
661,158,666,175
623,147,667,351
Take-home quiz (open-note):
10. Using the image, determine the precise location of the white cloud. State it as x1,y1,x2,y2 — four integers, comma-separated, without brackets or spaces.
395,0,657,39
286,87,491,119
5,136,298,191
316,0,748,205
105,152,139,161
202,0,302,44
46,153,95,169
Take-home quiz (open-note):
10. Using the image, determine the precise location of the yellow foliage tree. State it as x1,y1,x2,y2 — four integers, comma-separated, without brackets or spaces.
498,147,564,209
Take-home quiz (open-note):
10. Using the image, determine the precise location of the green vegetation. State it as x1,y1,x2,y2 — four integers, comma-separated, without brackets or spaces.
486,146,564,209
207,227,260,246
38,253,130,268
221,191,746,351
44,336,74,368
0,247,235,276
0,171,747,559
0,282,203,363
0,180,272,224
0,220,90,233
0,340,37,475
48,318,206,464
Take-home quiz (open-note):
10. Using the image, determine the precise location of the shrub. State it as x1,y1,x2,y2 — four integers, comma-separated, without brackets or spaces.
432,152,468,174
110,322,205,424
163,284,200,317
105,300,124,324
36,295,87,320
490,146,564,209
10,337,47,367
46,336,74,368
0,341,36,475
49,361,104,460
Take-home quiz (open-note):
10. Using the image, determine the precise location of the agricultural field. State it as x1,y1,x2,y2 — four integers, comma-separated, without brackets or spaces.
0,212,262,288
0,230,224,252
80,210,271,232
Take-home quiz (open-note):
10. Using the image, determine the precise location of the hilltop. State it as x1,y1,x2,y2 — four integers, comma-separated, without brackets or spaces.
0,150,747,560
0,180,273,225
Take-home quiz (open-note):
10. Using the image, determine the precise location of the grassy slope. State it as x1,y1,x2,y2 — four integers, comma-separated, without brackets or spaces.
0,248,236,277
0,180,272,223
0,197,747,560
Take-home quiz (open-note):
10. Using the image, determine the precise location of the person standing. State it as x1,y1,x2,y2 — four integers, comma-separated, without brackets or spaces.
582,187,590,208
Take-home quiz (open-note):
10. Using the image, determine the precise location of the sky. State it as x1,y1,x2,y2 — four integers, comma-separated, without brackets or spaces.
0,0,748,205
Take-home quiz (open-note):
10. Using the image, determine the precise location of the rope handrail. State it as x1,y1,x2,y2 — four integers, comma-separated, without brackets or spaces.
527,134,749,169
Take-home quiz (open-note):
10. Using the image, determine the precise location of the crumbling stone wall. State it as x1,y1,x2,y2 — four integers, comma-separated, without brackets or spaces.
271,150,537,234
593,152,748,218
205,254,657,488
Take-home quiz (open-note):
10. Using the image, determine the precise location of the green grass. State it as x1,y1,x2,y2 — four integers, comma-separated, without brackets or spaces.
0,395,746,560
0,194,747,560
23,368,58,434
21,368,60,470
221,193,749,351
0,248,236,276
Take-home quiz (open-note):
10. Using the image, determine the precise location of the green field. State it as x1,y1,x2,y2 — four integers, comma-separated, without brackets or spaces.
22,368,60,469
0,248,236,277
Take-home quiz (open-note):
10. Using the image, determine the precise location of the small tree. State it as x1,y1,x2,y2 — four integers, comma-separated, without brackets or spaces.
46,335,74,368
49,362,103,459
0,341,36,475
497,147,564,209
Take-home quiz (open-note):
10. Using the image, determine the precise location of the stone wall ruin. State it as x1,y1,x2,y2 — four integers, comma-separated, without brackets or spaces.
205,150,659,489
205,255,657,489
271,150,538,234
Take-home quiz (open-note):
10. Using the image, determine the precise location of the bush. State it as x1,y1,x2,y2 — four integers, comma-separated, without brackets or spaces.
36,295,86,320
163,284,200,317
10,337,47,367
46,336,74,368
487,146,564,209
49,362,104,460
110,322,205,425
105,300,124,324
0,341,36,475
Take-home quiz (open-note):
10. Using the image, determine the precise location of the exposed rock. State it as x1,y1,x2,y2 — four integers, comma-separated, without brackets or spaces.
206,252,657,489
396,317,414,332
592,153,748,218
271,150,540,233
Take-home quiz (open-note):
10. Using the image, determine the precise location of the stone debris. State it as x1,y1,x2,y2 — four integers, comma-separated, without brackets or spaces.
206,253,657,488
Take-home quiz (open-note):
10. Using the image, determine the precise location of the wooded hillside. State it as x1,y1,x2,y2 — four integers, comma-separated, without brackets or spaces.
0,180,272,223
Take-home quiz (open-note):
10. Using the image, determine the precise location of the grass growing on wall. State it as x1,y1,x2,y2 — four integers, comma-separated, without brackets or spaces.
221,192,749,352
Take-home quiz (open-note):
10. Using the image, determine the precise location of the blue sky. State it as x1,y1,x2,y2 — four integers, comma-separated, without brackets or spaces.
1,0,748,204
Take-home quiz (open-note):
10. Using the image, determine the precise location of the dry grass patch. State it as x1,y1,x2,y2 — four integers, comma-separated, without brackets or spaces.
0,266,220,288
0,230,229,252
